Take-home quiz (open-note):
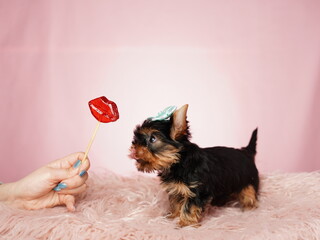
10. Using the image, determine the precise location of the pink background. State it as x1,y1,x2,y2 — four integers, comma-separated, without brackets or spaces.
1,1,320,183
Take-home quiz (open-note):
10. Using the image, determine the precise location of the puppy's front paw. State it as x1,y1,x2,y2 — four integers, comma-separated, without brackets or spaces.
165,212,179,219
177,219,201,228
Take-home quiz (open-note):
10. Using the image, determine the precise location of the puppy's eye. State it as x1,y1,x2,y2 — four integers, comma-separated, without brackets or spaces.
149,135,157,143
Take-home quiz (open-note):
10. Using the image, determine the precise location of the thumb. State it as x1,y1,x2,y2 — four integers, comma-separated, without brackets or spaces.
59,194,76,212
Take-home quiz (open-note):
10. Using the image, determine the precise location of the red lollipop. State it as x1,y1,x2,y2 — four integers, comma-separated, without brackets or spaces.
89,96,119,123
82,96,119,163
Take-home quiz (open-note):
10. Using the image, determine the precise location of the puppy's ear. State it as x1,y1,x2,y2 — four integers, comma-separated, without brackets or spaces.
170,104,188,140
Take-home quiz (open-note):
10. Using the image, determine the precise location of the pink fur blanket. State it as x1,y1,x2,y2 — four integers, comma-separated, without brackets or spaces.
1,170,320,240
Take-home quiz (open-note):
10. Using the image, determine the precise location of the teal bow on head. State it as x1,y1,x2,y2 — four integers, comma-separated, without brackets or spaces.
148,106,177,121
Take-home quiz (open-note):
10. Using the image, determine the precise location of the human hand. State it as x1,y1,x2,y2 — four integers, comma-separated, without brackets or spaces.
0,152,90,211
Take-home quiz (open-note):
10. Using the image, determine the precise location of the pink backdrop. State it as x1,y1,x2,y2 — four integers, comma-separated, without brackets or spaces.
1,1,320,183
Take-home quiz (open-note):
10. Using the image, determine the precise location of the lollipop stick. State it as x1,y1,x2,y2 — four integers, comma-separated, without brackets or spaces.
82,121,101,162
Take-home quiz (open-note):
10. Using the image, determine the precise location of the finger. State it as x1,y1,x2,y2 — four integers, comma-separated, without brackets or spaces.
59,194,76,212
51,159,90,191
54,172,89,192
71,155,91,176
78,156,91,173
49,166,79,182
49,152,90,180
48,152,86,169
57,184,87,196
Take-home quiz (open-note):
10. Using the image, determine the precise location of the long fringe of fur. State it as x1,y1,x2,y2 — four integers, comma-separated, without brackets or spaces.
1,171,320,240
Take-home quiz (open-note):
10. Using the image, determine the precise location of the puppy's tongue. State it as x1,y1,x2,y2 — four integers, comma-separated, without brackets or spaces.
129,147,137,159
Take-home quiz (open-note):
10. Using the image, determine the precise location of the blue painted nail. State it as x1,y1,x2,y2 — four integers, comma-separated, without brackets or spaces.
79,170,87,177
73,160,82,168
53,186,61,191
57,182,67,189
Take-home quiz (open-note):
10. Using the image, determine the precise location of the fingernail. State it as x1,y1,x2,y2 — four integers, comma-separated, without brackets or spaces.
57,182,68,189
53,182,68,191
79,170,87,177
73,160,82,168
53,185,61,191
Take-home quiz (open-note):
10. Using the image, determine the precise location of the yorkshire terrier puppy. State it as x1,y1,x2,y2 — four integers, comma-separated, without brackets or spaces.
129,105,259,227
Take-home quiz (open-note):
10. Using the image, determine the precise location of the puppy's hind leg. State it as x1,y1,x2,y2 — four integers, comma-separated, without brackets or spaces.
238,185,258,210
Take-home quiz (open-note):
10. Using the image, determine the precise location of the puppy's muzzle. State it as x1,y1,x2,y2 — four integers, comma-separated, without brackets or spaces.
129,146,146,163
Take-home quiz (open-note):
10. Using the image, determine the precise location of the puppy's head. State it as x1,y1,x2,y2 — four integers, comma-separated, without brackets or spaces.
129,104,190,173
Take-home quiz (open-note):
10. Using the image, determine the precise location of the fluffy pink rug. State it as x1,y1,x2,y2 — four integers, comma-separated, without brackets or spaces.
1,170,320,240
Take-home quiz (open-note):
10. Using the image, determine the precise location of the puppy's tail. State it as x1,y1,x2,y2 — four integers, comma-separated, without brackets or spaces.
243,128,258,156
